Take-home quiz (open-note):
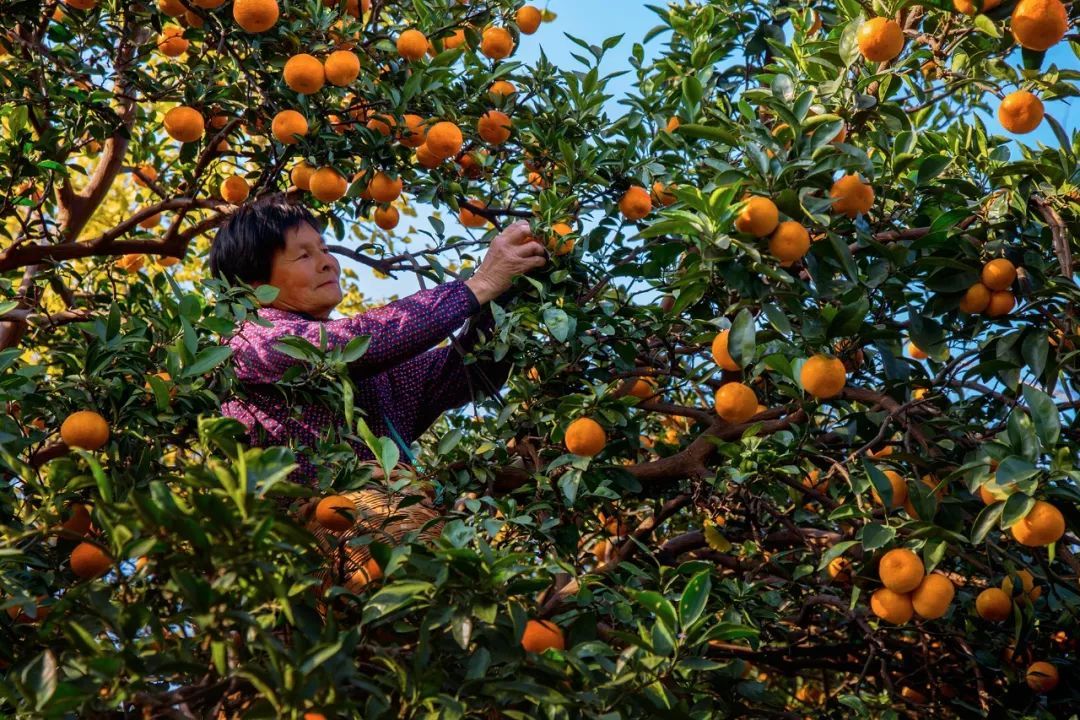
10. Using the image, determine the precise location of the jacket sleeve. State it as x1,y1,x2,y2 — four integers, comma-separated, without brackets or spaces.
387,289,515,438
227,280,482,383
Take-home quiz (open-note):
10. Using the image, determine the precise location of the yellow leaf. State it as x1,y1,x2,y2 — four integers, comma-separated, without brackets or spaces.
704,519,732,552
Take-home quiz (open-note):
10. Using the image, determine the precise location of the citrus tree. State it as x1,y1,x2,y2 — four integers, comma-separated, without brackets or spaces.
2,0,1079,717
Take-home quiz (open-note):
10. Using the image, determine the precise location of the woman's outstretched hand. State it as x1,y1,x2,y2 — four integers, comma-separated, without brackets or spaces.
464,221,548,304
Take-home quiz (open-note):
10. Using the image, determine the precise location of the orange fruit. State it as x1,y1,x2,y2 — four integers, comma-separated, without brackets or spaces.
872,469,908,509
1025,661,1059,693
159,0,185,16
415,143,442,169
878,548,924,593
315,495,355,532
399,114,428,148
516,5,542,34
803,468,829,494
309,167,347,203
477,110,512,144
324,49,360,86
827,556,852,583
547,222,574,256
800,354,846,398
290,161,315,190
349,556,383,589
651,181,677,206
911,573,955,619
220,175,249,204
998,91,1044,134
163,106,204,143
713,382,758,423
157,26,189,56
284,53,325,94
985,291,1015,317
233,0,279,32
60,503,93,536
397,29,428,61
976,587,1012,621
521,619,565,653
959,282,991,313
829,174,874,217
367,172,403,203
981,258,1016,290
425,121,463,159
565,417,606,456
70,542,111,579
711,330,741,371
1010,500,1065,547
489,80,517,98
870,588,913,624
1011,0,1068,51
592,538,613,564
481,27,514,60
156,255,180,268
442,28,467,50
1002,569,1042,601
768,221,810,262
60,410,110,450
272,110,309,144
665,116,680,133
459,201,488,228
138,212,161,229
133,164,157,187
618,186,652,220
954,0,1002,14
734,196,778,237
907,341,928,360
373,205,399,230
366,113,395,137
627,377,657,400
857,17,904,62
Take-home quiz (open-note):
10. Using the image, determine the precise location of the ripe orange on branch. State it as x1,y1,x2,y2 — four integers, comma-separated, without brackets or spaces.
1025,661,1059,693
800,354,846,399
324,50,361,86
459,202,488,228
425,121,463,159
163,106,205,143
397,29,429,61
60,410,110,450
651,181,677,206
233,0,279,33
1002,568,1041,601
516,5,543,35
1011,0,1068,51
220,175,250,204
1010,500,1065,547
477,110,512,144
481,27,515,60
734,196,778,237
157,26,189,56
998,91,1044,134
872,469,909,509
976,588,1012,621
959,282,991,313
284,54,325,94
954,0,1002,14
565,417,606,457
768,220,810,263
878,548,925,593
373,205,399,230
399,114,428,148
713,382,758,423
70,542,112,579
711,329,742,371
290,161,315,190
829,174,874,218
547,222,574,256
521,619,565,653
911,573,955,619
857,17,904,62
309,167,347,203
981,258,1016,291
618,186,652,220
367,172,403,203
985,290,1015,317
870,588,913,624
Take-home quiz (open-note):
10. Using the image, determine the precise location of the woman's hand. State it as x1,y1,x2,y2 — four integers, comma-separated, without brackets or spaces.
465,221,548,304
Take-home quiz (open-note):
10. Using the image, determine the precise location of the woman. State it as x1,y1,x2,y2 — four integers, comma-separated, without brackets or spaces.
209,196,546,590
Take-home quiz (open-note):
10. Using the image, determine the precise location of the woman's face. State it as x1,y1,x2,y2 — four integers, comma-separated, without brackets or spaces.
261,222,342,319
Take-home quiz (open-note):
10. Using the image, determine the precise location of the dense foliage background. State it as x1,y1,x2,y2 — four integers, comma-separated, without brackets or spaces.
1,0,1078,717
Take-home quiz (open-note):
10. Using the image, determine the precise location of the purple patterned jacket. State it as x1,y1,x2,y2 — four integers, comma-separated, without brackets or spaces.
221,280,510,484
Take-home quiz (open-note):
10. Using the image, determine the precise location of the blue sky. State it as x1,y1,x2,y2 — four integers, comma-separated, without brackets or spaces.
347,2,1077,299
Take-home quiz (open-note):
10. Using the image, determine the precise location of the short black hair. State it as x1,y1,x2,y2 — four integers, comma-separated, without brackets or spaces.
208,195,324,284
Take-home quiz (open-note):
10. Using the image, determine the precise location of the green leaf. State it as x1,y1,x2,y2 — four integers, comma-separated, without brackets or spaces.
1021,385,1060,447
634,590,678,632
676,123,740,146
299,637,345,674
542,307,572,342
678,571,711,628
916,154,951,185
182,346,232,377
254,285,280,304
361,581,434,624
973,12,1000,37
438,429,463,455
76,451,114,504
1000,493,1035,529
861,523,896,551
22,650,57,711
971,502,1004,544
728,309,756,366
